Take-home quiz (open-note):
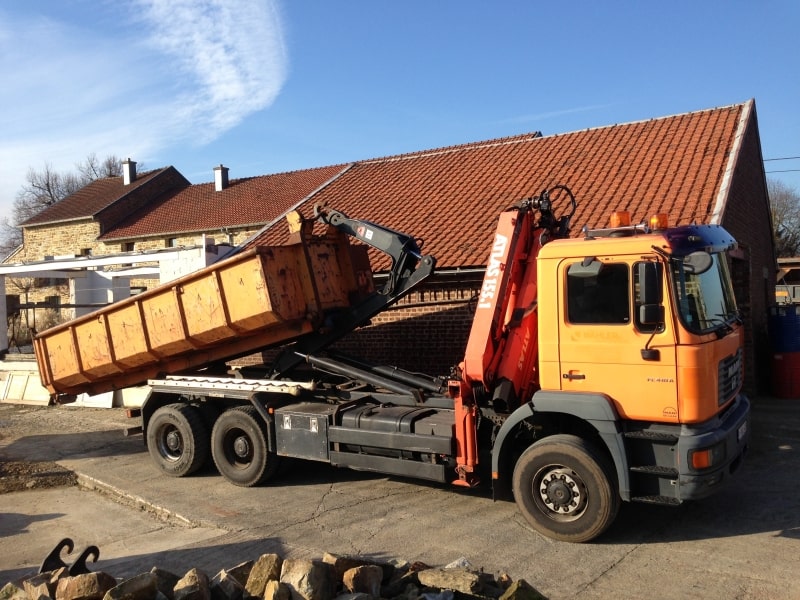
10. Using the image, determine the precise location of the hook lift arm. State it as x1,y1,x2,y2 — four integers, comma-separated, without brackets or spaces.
269,205,437,377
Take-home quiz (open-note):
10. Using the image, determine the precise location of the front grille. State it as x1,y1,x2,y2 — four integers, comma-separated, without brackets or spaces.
718,348,743,405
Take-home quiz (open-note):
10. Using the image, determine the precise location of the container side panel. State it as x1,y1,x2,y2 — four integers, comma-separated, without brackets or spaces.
79,316,122,378
306,241,356,310
221,252,278,329
142,288,196,356
182,271,236,345
41,329,89,388
107,302,156,369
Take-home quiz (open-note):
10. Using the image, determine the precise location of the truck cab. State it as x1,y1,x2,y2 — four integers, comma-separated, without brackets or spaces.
489,212,750,541
538,220,744,424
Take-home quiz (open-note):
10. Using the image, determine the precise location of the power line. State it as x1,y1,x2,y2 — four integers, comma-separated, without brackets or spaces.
766,169,800,174
764,156,800,162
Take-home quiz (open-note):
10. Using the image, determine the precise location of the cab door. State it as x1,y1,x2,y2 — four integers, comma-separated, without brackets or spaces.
556,257,679,423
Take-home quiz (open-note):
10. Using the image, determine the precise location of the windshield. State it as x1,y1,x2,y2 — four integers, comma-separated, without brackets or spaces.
671,252,738,334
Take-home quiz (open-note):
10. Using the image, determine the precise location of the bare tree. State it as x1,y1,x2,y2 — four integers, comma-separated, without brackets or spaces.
0,154,123,258
0,220,20,260
78,153,123,181
768,178,800,258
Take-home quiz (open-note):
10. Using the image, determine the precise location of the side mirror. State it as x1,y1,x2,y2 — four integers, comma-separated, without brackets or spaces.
683,251,713,275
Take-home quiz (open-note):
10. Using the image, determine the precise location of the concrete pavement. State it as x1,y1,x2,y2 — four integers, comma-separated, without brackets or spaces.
1,397,799,599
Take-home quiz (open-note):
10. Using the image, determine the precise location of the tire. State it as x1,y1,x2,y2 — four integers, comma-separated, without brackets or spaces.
211,406,280,487
147,403,210,477
512,434,619,543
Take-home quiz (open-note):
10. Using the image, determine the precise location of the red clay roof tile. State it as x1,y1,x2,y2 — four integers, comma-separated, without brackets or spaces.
247,104,745,270
99,164,347,240
21,168,170,226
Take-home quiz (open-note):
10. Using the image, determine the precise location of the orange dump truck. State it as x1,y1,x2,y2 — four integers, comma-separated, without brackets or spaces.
34,193,749,543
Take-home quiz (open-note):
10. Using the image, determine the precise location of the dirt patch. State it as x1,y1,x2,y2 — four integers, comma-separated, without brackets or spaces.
0,404,88,493
0,459,77,494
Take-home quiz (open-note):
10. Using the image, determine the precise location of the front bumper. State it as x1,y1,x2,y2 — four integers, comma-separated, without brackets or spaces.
674,393,750,500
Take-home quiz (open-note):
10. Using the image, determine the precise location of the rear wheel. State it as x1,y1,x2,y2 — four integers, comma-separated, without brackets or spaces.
512,434,619,542
147,403,209,477
211,406,279,487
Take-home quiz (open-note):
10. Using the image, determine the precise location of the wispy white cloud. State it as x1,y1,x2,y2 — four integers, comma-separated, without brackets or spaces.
134,0,287,140
0,1,287,220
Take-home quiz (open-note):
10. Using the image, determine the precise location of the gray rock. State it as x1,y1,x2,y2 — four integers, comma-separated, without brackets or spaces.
341,566,382,598
263,580,291,600
24,572,55,600
55,572,117,600
225,562,253,588
104,572,158,600
416,569,482,596
0,581,29,600
173,569,210,600
244,554,282,598
210,570,243,600
150,568,181,600
279,559,332,600
442,558,472,571
321,554,393,584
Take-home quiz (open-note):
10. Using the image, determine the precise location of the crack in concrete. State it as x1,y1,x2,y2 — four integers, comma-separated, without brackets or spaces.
265,484,433,540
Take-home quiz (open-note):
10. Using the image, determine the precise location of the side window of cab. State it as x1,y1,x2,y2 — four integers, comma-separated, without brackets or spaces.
567,262,630,324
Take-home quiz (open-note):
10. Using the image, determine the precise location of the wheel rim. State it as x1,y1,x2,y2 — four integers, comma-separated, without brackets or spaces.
223,428,254,469
158,425,184,462
533,465,588,522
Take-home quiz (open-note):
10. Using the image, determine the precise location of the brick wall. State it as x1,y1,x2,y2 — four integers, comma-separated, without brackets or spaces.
719,108,776,395
232,278,481,375
331,281,480,376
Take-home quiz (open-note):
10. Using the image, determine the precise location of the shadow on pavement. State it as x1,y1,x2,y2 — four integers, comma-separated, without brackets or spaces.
600,395,800,544
1,430,145,463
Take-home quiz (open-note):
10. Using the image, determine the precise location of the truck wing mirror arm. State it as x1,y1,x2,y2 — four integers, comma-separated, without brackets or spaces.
639,304,665,361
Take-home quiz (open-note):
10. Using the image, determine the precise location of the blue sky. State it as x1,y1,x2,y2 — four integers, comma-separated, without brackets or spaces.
1,1,798,222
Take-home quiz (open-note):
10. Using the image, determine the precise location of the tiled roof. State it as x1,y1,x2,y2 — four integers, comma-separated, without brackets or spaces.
21,168,169,226
247,103,747,270
100,165,347,240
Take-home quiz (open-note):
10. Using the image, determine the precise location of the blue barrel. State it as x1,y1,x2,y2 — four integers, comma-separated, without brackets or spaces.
769,305,800,352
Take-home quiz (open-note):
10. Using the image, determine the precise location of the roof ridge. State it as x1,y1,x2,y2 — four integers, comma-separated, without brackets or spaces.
20,166,173,227
538,101,748,140
359,132,543,164
193,163,352,187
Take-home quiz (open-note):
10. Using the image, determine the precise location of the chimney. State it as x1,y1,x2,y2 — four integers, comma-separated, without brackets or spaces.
214,164,229,191
123,158,137,185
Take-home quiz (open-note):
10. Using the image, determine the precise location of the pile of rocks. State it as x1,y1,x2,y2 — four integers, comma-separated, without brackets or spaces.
1,552,545,600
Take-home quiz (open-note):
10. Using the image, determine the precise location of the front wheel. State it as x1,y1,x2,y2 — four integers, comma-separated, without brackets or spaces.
211,406,280,487
512,434,619,543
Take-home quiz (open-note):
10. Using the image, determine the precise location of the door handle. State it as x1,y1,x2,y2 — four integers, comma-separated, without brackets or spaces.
562,372,586,380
